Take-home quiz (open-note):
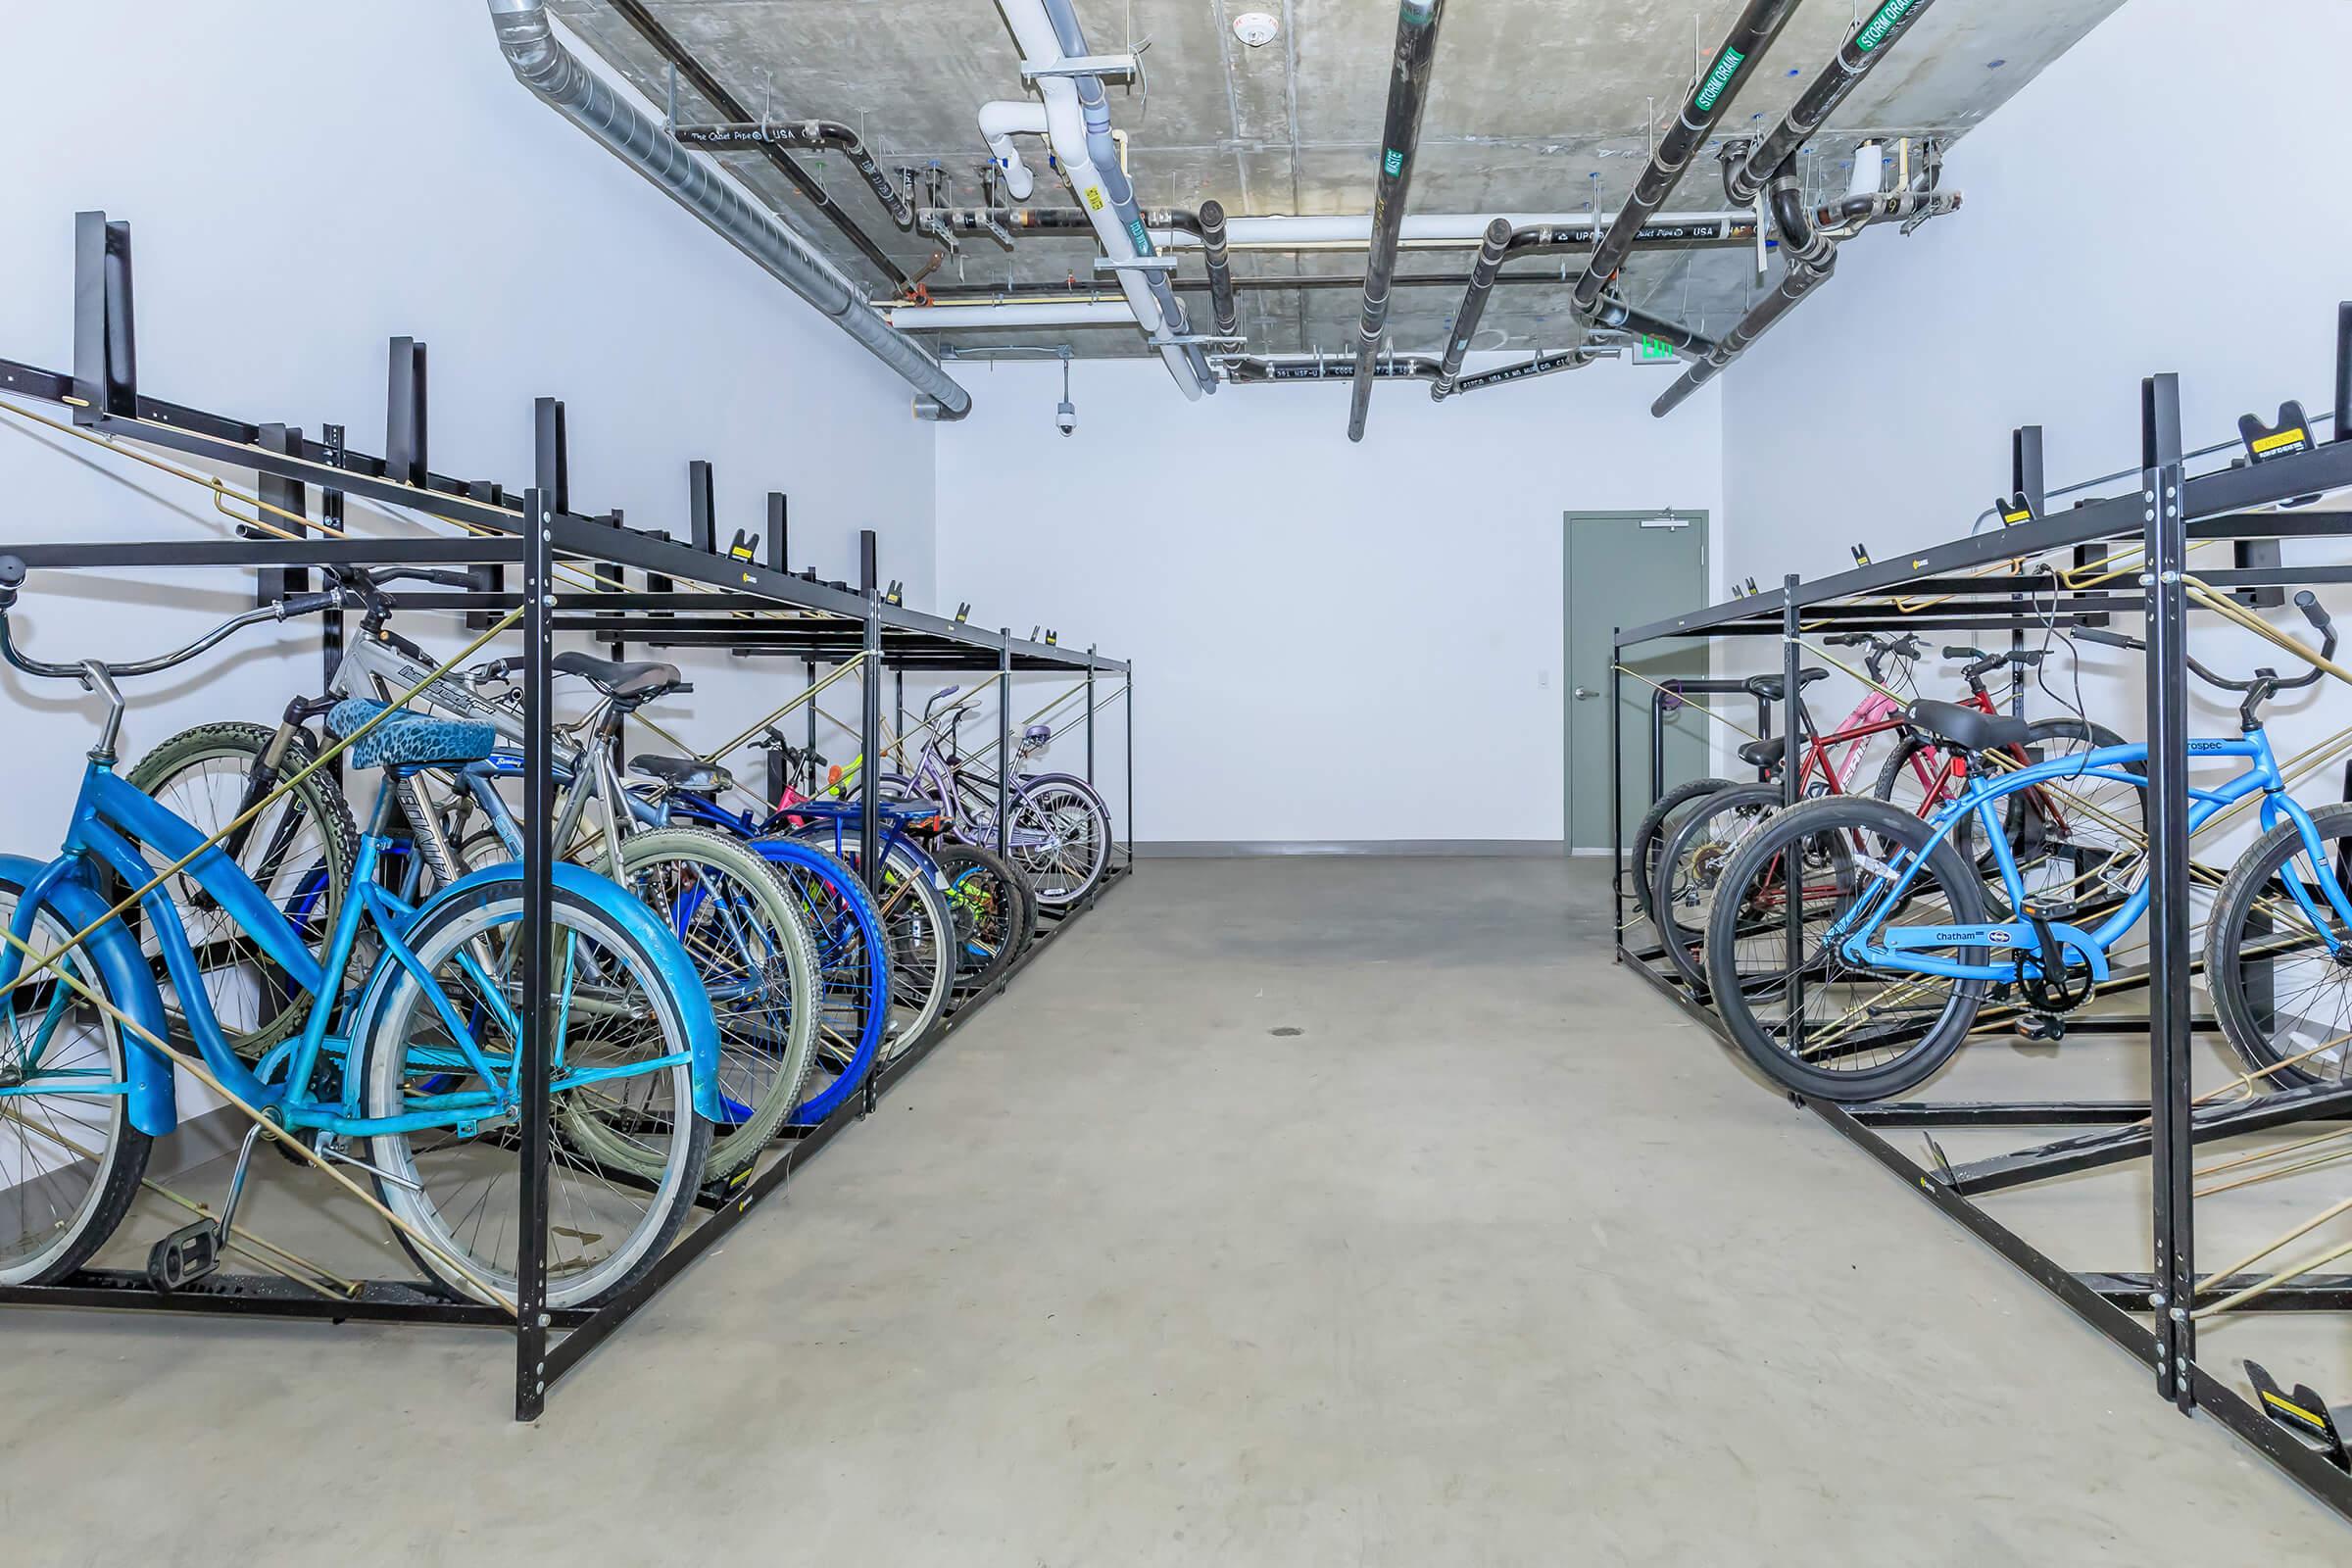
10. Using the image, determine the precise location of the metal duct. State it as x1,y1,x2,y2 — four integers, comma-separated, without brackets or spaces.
1200,200,1239,339
1434,219,1513,395
485,0,971,419
1572,0,1801,314
1726,0,1942,206
883,301,1139,331
1348,0,1449,442
669,120,914,227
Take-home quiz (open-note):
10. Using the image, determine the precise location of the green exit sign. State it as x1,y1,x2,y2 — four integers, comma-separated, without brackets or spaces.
1637,335,1676,364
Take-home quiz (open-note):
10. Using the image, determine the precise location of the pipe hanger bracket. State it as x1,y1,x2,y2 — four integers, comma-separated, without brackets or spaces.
1020,54,1140,81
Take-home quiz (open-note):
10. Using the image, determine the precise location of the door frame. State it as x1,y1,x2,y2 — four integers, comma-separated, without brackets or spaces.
1563,509,1709,853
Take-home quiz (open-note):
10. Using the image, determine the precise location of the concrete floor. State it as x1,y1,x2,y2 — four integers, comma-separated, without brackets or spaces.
4,858,2349,1563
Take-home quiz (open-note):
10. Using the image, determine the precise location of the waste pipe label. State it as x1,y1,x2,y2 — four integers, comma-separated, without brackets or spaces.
1638,336,1676,363
1083,185,1106,212
1384,148,1405,176
1693,46,1746,112
1856,0,1921,52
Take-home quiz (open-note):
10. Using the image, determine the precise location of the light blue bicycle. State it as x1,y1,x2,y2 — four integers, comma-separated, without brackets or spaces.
1704,593,2352,1101
0,559,720,1305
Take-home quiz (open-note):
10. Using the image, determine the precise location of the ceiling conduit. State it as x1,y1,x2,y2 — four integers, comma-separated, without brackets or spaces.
1571,0,1802,316
1725,0,1941,206
1433,219,1513,397
486,0,972,419
1199,201,1240,339
1348,0,1449,442
992,0,1216,398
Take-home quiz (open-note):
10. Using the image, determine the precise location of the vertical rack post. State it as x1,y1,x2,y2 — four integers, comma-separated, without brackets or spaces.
514,463,557,1423
318,424,348,710
385,338,427,487
2140,371,2195,1411
858,531,882,887
1085,646,1097,787
2334,303,2350,446
1780,576,1805,1038
895,668,905,762
1125,667,1135,869
252,423,307,606
998,632,1014,858
2010,426,2045,711
806,660,818,758
1609,633,1625,930
72,211,137,423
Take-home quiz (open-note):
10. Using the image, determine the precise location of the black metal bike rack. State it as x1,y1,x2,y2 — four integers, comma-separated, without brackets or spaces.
0,212,1135,1420
1610,310,2352,1523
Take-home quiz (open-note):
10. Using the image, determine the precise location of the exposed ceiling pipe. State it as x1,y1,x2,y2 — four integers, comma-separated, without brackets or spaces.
883,301,1140,330
920,208,1767,251
485,0,970,419
1434,219,1513,395
1199,200,1239,339
992,0,1216,398
1725,0,1941,206
600,0,910,290
1225,352,1446,384
1571,0,1802,315
1348,0,1448,442
1446,346,1612,397
669,119,913,227
1588,293,1717,360
977,100,1051,199
1652,166,1959,417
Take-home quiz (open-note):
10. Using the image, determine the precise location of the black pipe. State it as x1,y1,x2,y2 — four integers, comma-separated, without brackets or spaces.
1224,353,1445,384
1506,216,1757,255
670,121,913,228
1444,347,1598,398
1651,252,1836,417
1572,0,1801,314
604,0,909,290
1435,218,1513,392
1589,294,1718,361
1199,200,1238,338
1725,0,1943,206
1348,0,1448,442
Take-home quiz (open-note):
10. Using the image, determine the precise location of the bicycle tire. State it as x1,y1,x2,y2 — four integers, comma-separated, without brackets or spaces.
932,842,1030,995
124,721,359,1059
1707,796,1988,1102
1629,776,1734,923
788,832,956,1061
0,873,154,1285
2204,803,2352,1089
1007,774,1111,907
746,837,891,1127
582,827,819,1183
1651,783,1790,992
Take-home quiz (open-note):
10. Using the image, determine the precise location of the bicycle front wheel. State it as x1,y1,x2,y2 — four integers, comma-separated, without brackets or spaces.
1708,797,1988,1102
356,880,710,1309
933,842,1031,995
585,827,818,1183
2206,804,2352,1088
792,834,956,1061
1007,776,1110,907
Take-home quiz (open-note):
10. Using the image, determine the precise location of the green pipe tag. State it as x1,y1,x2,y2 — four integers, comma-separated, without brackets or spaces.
1856,0,1921,52
1384,148,1405,176
1693,46,1746,113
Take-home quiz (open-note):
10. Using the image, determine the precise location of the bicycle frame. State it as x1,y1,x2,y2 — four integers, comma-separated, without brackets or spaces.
1836,728,2352,985
0,758,719,1142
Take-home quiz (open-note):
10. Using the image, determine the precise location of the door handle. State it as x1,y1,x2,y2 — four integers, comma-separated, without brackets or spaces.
1572,686,1599,701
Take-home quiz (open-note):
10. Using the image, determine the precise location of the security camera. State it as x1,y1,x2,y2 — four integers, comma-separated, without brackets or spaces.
1054,398,1077,437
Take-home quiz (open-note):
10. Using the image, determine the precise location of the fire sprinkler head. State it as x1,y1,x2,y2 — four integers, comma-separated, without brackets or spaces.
1232,11,1280,48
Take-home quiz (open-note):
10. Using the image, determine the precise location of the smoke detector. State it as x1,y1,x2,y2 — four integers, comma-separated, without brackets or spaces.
1232,11,1280,48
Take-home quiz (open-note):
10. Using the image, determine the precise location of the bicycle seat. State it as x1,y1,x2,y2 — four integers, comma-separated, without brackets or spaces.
1742,668,1828,702
326,698,496,771
1738,736,1788,769
629,753,733,794
552,651,686,702
1905,698,2032,755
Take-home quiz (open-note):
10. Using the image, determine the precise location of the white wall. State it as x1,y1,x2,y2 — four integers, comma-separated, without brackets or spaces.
0,0,942,820
936,357,1723,846
1719,0,2352,857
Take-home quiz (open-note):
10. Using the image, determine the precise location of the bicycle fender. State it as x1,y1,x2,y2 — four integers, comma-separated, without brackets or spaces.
395,861,723,1122
0,853,176,1137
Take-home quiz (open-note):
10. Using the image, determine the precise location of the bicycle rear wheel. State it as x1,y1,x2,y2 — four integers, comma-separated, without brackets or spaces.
2204,804,2352,1088
356,880,710,1309
1651,783,1790,992
1630,776,1734,923
791,833,955,1061
750,838,891,1126
1007,776,1111,907
1707,797,1988,1102
933,842,1030,995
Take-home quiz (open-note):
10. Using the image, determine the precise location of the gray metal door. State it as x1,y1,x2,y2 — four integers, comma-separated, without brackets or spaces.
1565,511,1709,853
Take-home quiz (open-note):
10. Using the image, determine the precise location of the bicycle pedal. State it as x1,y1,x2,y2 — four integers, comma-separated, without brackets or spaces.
2015,1013,2066,1044
2247,1360,2351,1472
146,1221,220,1292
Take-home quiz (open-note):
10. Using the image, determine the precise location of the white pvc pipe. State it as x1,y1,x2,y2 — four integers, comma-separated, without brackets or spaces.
882,301,1138,330
977,100,1049,201
993,0,1201,400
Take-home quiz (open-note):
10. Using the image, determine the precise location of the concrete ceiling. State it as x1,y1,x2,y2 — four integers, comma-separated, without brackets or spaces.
550,0,2123,362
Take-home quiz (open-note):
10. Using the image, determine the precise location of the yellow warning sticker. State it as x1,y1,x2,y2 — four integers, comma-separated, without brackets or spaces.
2251,427,2309,455
1084,185,1106,212
2263,1389,2328,1428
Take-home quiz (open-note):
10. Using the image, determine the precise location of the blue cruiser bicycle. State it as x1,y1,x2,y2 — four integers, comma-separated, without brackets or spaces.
1703,593,2352,1102
0,559,720,1304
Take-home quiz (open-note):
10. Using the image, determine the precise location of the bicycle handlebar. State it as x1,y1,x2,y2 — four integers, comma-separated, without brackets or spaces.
0,553,346,687
2074,591,2337,698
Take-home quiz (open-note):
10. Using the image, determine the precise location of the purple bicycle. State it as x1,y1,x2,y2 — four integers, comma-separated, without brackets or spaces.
884,686,1113,908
